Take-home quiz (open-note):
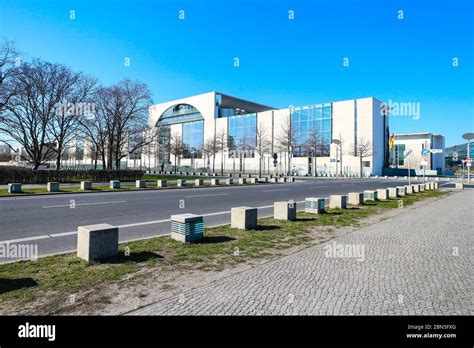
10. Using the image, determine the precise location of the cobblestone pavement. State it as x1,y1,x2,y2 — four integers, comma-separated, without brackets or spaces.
130,190,474,315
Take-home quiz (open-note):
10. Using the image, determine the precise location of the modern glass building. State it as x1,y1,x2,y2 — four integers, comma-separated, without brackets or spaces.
147,91,389,176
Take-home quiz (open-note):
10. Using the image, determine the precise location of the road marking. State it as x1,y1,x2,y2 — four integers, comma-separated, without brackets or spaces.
185,193,229,198
309,185,329,188
42,200,127,208
263,189,289,192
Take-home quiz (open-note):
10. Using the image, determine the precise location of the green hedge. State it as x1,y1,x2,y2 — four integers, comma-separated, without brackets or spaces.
0,168,145,184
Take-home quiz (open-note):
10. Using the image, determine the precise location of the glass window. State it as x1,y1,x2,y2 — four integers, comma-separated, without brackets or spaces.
182,120,204,158
291,104,332,157
228,113,256,158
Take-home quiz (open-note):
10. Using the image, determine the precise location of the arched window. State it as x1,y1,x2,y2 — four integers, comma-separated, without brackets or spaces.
156,103,204,126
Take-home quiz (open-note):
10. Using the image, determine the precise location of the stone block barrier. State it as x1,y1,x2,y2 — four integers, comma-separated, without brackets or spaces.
110,180,120,189
47,182,60,192
329,195,347,209
136,180,146,188
376,188,389,200
8,183,21,193
81,181,92,190
77,223,119,262
195,179,204,187
348,192,363,205
363,190,378,202
387,187,398,199
231,206,258,230
211,178,219,186
157,180,167,187
274,201,297,221
177,179,186,187
170,213,204,243
305,197,325,214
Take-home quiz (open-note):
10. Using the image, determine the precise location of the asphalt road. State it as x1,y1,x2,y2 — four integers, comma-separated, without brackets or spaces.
0,177,451,261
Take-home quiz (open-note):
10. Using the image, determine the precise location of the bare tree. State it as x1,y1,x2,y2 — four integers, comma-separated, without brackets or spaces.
353,137,373,177
215,129,226,175
275,114,297,175
255,122,270,176
49,75,97,170
169,132,184,173
0,39,20,112
304,129,320,176
202,138,216,174
0,60,73,169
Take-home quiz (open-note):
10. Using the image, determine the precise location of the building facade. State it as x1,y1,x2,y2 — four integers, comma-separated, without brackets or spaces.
391,133,445,174
445,142,474,170
147,91,389,176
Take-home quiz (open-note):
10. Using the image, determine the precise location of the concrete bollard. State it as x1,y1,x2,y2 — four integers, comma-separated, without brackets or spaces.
258,177,268,183
177,180,186,187
226,178,233,185
418,184,425,192
376,188,389,200
231,206,258,230
289,177,295,182
424,183,431,190
269,177,278,183
455,183,464,189
348,192,364,205
238,178,247,185
278,177,287,183
329,195,347,209
249,177,257,184
363,190,378,202
110,180,120,189
405,185,413,194
136,180,146,188
305,197,325,214
157,180,167,187
434,182,439,190
387,187,398,199
77,223,119,262
170,213,204,243
211,178,220,186
47,182,60,192
195,179,204,187
412,184,419,193
8,183,22,194
274,201,297,221
403,176,408,179
397,186,406,196
81,181,92,190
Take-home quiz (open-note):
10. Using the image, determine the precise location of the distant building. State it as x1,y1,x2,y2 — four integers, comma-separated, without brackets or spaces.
391,133,445,174
445,142,474,170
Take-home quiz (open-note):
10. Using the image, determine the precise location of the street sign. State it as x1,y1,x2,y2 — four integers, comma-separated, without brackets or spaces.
430,149,443,154
421,148,429,157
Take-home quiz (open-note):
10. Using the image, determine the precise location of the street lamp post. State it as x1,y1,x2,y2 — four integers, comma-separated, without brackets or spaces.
462,133,474,184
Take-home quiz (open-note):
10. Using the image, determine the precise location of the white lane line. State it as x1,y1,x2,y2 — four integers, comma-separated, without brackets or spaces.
42,200,127,209
309,185,329,188
185,193,229,198
263,189,289,192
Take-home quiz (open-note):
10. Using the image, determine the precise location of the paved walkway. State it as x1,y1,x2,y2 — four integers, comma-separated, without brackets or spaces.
130,189,473,315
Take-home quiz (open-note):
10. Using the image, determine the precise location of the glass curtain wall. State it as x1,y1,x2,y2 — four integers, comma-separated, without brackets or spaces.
182,120,204,158
291,104,332,157
227,113,257,158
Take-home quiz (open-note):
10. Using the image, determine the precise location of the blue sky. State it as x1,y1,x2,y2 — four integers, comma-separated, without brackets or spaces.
1,0,473,146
